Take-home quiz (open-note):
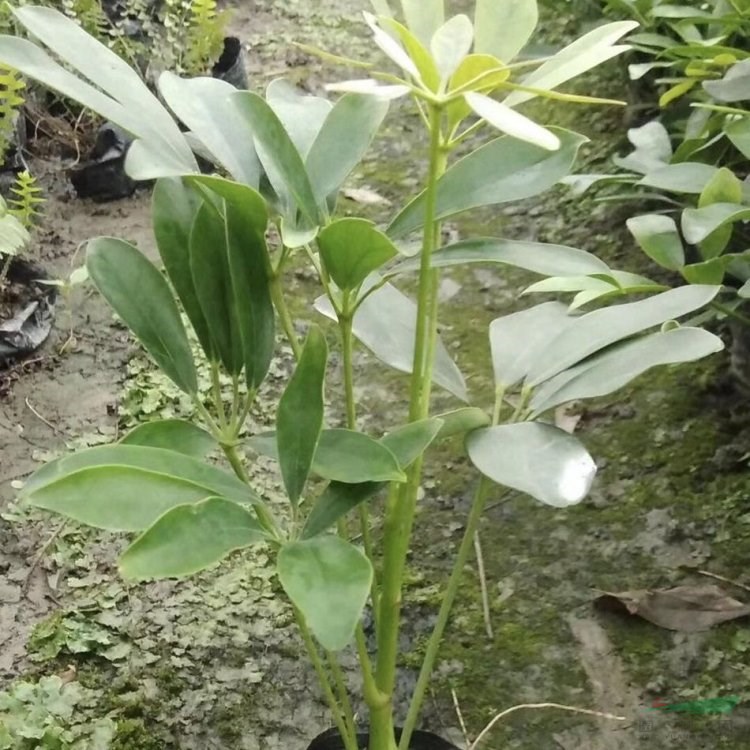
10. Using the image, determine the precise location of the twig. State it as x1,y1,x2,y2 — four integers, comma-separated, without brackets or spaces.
451,687,470,748
697,569,750,594
468,703,626,750
25,397,62,435
22,519,68,594
473,530,493,640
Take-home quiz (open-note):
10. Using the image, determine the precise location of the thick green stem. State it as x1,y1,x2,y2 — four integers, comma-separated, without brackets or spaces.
372,104,445,750
295,608,358,750
270,272,302,359
398,477,493,749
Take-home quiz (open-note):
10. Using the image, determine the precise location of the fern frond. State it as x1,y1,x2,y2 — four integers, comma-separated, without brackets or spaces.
9,171,45,229
184,0,228,75
0,65,25,166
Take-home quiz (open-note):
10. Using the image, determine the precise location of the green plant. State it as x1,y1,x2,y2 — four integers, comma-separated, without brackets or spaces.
183,0,227,76
160,0,227,76
0,64,24,157
37,263,90,351
9,169,44,227
0,675,115,750
0,192,30,287
0,4,726,750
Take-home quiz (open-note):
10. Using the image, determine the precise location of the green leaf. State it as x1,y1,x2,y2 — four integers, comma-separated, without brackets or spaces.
431,14,473,83
400,0,444,46
523,272,664,309
380,418,443,468
434,408,491,440
22,444,255,506
0,8,196,178
504,21,638,107
465,92,560,150
231,91,320,225
697,169,743,259
158,73,261,187
277,326,328,505
380,17,440,91
26,466,216,532
387,129,587,238
703,59,750,102
364,12,421,80
87,238,197,394
627,214,685,270
388,237,610,277
530,327,724,415
293,420,443,539
318,218,399,290
190,203,244,375
278,536,372,651
251,422,423,479
152,178,215,361
120,498,267,580
613,120,671,175
682,258,727,284
119,420,215,458
725,117,750,160
313,429,405,483
192,179,275,388
639,163,719,194
266,79,333,159
682,203,750,246
306,93,389,206
302,481,381,540
466,423,596,507
490,302,572,388
315,281,467,401
446,53,508,128
474,0,538,62
525,285,721,385
700,167,743,207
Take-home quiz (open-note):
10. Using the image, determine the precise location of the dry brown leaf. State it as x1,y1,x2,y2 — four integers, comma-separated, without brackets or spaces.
594,585,750,632
342,187,391,205
554,404,582,434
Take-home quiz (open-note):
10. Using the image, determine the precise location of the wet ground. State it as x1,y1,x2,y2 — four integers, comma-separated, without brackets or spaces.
1,1,749,749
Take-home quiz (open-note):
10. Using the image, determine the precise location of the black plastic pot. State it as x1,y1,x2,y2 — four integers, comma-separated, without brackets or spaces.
69,122,135,202
307,728,460,750
0,257,57,366
212,37,249,90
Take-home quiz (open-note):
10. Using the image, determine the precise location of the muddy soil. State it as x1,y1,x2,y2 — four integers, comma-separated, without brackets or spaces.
1,2,750,749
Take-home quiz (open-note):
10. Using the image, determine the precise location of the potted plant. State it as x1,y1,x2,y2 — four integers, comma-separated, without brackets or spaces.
1,3,725,748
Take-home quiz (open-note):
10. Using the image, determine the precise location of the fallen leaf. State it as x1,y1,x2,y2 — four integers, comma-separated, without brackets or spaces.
555,404,582,434
342,187,391,205
594,585,750,632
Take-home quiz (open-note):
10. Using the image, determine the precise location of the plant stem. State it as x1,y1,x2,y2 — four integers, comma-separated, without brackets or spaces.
372,103,445,749
398,476,493,749
326,649,358,743
340,308,378,600
270,271,302,359
210,360,227,431
712,300,750,328
221,442,279,538
339,304,382,689
295,608,358,750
